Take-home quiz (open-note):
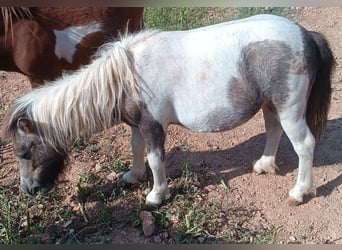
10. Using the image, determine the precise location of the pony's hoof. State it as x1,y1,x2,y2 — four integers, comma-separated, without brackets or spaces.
145,189,171,207
118,177,136,187
117,179,128,187
252,160,278,175
145,197,162,207
121,171,142,185
287,197,302,206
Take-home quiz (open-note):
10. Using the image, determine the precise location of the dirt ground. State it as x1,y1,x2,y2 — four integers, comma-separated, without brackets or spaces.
0,8,342,244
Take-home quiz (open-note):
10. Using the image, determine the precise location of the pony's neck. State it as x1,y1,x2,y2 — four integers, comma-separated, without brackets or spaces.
21,39,139,149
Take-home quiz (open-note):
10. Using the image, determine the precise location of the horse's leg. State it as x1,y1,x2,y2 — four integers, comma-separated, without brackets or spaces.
122,127,146,183
140,121,170,206
253,104,283,174
280,115,316,205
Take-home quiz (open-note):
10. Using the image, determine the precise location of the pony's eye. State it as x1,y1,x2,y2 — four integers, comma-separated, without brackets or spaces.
19,150,32,160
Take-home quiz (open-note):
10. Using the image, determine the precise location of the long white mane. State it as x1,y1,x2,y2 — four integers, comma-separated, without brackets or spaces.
10,29,160,149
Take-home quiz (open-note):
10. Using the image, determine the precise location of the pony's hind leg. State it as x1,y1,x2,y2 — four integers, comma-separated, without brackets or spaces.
280,116,316,205
122,127,146,183
253,104,283,174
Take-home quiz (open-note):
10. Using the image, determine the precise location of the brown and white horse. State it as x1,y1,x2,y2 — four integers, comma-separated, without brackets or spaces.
0,7,144,87
4,14,334,206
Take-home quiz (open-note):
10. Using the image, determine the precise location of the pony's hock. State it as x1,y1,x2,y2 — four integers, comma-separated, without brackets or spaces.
0,7,144,87
4,14,334,206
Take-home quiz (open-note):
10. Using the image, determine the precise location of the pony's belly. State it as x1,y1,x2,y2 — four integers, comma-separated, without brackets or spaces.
177,108,251,133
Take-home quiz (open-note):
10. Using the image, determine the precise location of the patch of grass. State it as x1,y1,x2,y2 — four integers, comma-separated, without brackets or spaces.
144,7,296,31
146,162,279,244
0,160,279,244
0,183,72,244
144,7,235,30
0,104,10,123
235,7,293,19
0,194,14,244
1,104,10,112
110,159,131,174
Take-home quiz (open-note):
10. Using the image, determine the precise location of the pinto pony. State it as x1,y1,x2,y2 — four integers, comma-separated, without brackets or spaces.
4,14,334,206
0,7,144,87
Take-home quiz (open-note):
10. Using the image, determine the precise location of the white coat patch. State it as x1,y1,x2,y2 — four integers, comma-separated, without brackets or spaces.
53,22,102,64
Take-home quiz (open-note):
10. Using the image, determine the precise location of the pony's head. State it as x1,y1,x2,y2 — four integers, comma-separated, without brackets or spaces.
6,117,68,195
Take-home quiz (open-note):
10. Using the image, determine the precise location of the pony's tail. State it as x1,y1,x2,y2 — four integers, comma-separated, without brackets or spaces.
306,31,335,140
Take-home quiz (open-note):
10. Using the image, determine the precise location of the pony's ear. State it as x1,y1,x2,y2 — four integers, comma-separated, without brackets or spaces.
17,117,34,134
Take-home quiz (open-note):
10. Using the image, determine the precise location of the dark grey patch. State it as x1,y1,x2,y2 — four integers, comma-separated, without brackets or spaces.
290,51,307,75
14,129,68,195
200,107,255,132
121,96,142,127
229,40,294,116
5,112,68,195
122,98,165,160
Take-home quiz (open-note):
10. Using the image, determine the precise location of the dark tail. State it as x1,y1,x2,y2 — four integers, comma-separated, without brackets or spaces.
306,31,335,140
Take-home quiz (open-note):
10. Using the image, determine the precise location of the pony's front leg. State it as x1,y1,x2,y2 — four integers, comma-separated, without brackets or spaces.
140,121,170,206
253,105,283,174
145,148,171,205
122,127,146,183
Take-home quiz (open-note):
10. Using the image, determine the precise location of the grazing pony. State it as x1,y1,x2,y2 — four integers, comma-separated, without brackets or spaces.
0,7,144,87
4,14,334,206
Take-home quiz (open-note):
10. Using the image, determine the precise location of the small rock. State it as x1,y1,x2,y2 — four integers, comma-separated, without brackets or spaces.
63,220,73,228
95,163,102,172
198,237,205,243
106,172,120,181
36,233,53,244
140,211,155,237
289,236,297,242
20,216,28,227
153,235,162,243
160,232,169,239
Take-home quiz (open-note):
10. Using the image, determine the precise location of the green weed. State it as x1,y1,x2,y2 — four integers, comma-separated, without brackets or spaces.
144,7,294,31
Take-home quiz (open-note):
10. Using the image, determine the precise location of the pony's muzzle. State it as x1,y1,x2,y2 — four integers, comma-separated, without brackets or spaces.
20,179,54,195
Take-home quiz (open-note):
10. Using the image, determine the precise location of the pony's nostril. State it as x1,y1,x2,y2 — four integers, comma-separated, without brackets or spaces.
32,186,41,195
23,181,42,195
21,185,31,195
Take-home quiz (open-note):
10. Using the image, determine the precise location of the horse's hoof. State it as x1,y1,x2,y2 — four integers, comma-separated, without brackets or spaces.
252,160,278,175
144,203,159,211
145,199,162,208
117,179,129,187
145,189,171,207
287,197,302,206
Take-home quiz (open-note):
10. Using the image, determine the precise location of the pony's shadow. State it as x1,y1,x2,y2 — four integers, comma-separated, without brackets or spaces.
164,118,342,198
